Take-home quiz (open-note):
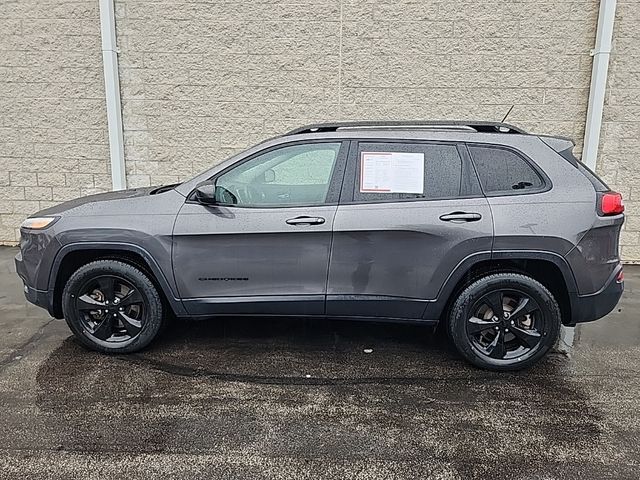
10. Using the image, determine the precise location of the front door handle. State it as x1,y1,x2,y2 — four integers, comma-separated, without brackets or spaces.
439,212,482,223
286,216,326,226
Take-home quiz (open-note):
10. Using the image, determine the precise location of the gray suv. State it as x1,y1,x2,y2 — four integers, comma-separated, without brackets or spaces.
15,121,625,371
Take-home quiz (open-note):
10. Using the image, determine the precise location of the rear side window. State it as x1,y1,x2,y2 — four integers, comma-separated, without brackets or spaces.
469,146,544,195
353,142,463,201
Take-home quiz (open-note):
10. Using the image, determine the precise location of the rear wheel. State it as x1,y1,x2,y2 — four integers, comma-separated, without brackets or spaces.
62,260,164,353
448,273,561,371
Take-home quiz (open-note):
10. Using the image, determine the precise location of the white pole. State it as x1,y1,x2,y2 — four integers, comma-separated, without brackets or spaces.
99,0,127,190
582,0,617,171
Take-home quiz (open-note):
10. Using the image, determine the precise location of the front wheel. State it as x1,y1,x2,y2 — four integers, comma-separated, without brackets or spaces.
62,260,164,353
447,273,561,371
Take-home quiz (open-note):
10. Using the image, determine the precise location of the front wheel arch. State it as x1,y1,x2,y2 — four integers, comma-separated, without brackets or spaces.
50,245,183,319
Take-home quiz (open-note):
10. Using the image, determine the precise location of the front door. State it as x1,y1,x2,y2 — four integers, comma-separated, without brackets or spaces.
173,141,348,316
326,140,493,319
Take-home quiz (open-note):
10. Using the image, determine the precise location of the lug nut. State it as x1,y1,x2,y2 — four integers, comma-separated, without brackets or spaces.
113,313,117,317
114,298,119,304
119,307,123,311
494,326,499,330
492,316,498,321
505,328,509,332
504,312,510,318
510,320,514,325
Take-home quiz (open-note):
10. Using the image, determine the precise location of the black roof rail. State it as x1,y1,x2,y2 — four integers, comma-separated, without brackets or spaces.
285,121,528,136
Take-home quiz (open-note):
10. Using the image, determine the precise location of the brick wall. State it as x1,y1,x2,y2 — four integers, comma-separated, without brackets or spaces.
0,0,110,243
114,0,598,189
599,0,640,262
2,0,639,261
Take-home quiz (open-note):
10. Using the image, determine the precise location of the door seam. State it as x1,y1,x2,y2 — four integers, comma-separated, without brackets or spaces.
324,140,354,313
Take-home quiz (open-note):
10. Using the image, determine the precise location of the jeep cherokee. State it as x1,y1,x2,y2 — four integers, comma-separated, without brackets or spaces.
15,121,625,371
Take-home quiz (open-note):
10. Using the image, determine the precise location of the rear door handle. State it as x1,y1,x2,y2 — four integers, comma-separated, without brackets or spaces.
286,216,326,226
439,212,482,223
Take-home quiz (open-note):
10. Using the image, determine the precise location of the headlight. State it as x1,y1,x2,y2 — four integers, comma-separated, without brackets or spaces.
21,216,59,230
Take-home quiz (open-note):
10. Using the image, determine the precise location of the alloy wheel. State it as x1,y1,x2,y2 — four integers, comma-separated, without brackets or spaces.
466,289,546,362
74,275,146,344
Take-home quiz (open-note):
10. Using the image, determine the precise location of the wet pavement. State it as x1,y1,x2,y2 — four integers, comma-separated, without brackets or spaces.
0,246,639,479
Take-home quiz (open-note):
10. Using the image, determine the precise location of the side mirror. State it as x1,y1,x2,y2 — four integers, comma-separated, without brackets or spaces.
194,182,217,205
214,185,238,205
194,181,239,206
264,169,276,183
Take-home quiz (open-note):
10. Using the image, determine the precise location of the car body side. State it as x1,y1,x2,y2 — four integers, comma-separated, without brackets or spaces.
14,129,623,327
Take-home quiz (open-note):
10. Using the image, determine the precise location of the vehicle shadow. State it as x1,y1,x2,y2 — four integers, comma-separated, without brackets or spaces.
133,316,459,384
34,314,587,397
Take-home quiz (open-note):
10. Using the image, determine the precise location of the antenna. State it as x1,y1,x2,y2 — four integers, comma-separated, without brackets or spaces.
501,105,515,123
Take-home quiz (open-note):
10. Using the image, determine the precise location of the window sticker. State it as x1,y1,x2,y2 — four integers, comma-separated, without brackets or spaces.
360,152,424,193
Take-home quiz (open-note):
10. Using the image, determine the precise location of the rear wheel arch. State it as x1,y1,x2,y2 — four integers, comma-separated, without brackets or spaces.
50,244,183,319
431,254,575,326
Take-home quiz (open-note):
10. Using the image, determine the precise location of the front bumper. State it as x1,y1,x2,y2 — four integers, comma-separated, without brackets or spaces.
15,250,56,316
568,265,624,325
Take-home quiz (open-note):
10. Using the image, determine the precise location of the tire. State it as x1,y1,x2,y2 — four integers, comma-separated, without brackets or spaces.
447,273,561,371
62,260,164,354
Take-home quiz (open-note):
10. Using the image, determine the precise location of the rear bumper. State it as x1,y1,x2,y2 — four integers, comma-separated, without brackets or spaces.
568,265,624,325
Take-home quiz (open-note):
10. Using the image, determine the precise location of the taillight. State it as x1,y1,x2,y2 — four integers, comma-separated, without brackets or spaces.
599,191,624,216
616,269,624,283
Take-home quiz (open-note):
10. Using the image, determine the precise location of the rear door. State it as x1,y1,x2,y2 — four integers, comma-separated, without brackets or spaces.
326,140,493,319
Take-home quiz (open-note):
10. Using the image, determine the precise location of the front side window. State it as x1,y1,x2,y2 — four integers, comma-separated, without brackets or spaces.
215,143,341,207
353,142,463,202
469,146,544,194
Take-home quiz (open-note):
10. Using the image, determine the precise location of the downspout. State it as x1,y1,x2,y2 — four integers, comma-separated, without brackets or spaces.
560,0,618,354
582,0,617,171
99,0,127,190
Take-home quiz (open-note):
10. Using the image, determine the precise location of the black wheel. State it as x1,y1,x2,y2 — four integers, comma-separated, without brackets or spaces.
448,273,561,371
62,260,164,353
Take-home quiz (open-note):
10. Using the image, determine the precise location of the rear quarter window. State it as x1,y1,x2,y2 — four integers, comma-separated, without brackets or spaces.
469,146,545,195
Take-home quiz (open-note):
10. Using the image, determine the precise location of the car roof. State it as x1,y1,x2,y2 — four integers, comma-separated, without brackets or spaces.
285,121,528,136
272,127,532,145
274,120,545,146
